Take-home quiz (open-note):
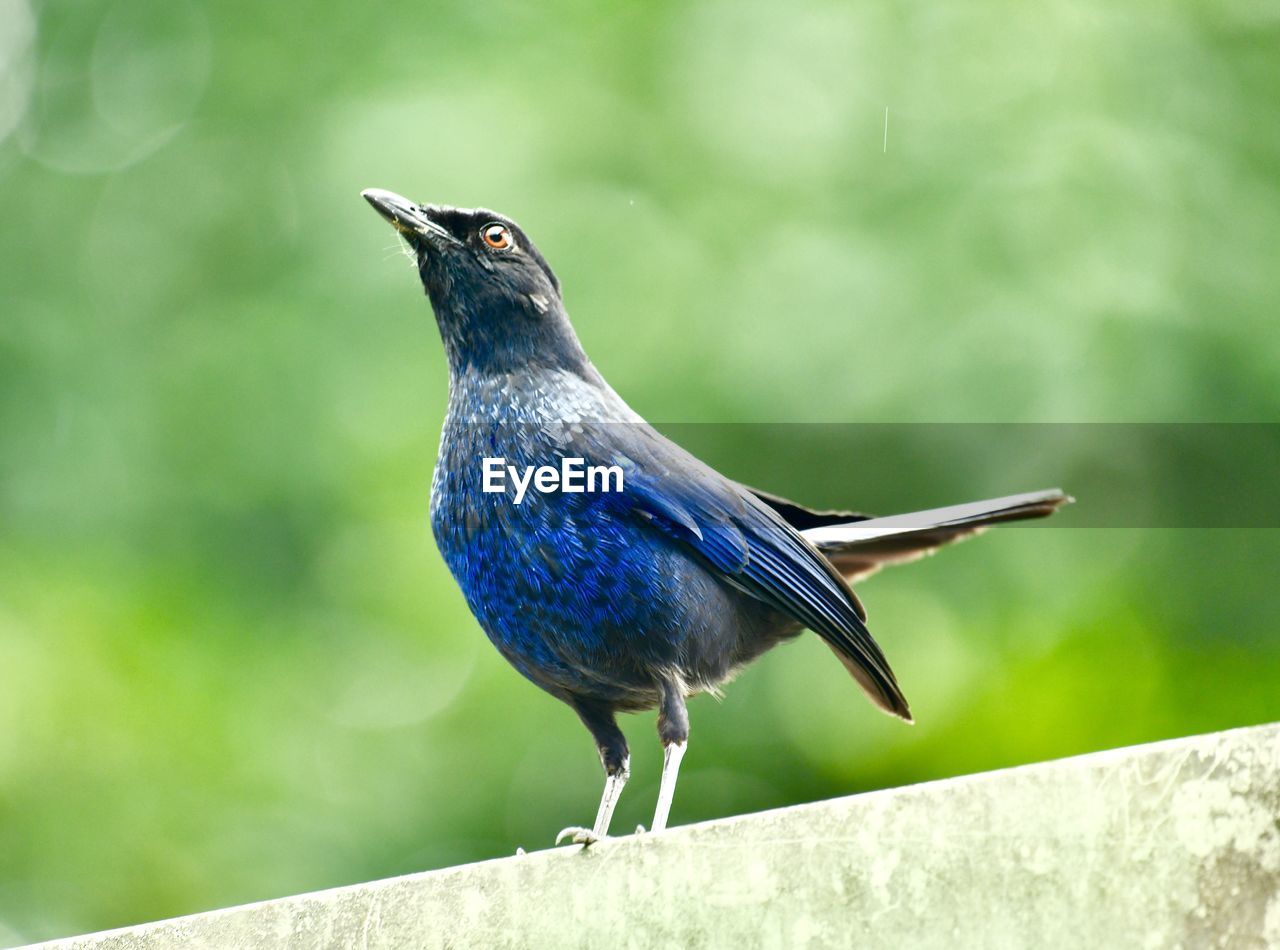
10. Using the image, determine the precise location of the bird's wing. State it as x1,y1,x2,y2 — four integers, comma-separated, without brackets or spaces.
602,427,910,721
752,488,1071,583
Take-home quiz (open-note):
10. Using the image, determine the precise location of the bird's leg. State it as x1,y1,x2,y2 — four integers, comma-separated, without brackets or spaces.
557,701,629,847
650,680,690,834
556,758,629,846
651,741,686,833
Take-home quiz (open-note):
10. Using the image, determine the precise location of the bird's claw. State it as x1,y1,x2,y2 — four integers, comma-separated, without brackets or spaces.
635,824,647,835
555,826,601,846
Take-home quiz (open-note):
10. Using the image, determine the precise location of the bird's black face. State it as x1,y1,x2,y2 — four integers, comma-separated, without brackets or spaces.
362,189,561,317
363,188,580,376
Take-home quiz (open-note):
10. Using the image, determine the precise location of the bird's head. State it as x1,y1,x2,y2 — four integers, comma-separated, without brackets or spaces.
362,188,585,376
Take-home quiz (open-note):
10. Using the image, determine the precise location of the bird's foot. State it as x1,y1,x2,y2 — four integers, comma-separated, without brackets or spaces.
634,824,647,835
555,826,602,847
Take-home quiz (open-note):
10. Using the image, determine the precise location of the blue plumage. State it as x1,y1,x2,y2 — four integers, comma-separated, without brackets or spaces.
431,385,781,712
361,189,1070,842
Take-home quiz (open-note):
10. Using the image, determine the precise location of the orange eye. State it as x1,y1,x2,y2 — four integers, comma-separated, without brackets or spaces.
481,223,513,250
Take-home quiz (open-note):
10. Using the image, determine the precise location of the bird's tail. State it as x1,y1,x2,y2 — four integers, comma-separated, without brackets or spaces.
797,489,1072,583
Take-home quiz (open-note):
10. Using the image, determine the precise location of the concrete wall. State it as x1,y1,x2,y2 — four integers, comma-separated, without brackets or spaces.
26,722,1280,949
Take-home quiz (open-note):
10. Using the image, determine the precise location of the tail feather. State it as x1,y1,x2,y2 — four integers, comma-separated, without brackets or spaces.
744,485,1071,708
753,488,1072,584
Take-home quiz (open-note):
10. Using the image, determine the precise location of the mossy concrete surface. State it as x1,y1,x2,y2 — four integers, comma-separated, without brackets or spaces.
27,722,1280,949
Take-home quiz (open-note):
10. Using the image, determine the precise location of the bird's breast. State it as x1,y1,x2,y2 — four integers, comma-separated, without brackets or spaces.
424,370,777,701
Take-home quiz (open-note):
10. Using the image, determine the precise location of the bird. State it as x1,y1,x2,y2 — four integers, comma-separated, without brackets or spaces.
360,188,1071,846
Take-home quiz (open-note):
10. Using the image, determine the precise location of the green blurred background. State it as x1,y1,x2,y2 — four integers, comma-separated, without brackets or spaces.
2,0,1279,942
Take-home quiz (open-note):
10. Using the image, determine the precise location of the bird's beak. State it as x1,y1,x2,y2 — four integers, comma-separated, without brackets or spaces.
361,188,461,247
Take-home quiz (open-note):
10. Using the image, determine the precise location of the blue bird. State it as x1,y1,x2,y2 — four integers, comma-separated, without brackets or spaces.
361,189,1071,845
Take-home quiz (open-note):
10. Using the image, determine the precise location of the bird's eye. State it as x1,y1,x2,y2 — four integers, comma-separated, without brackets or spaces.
481,223,513,250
